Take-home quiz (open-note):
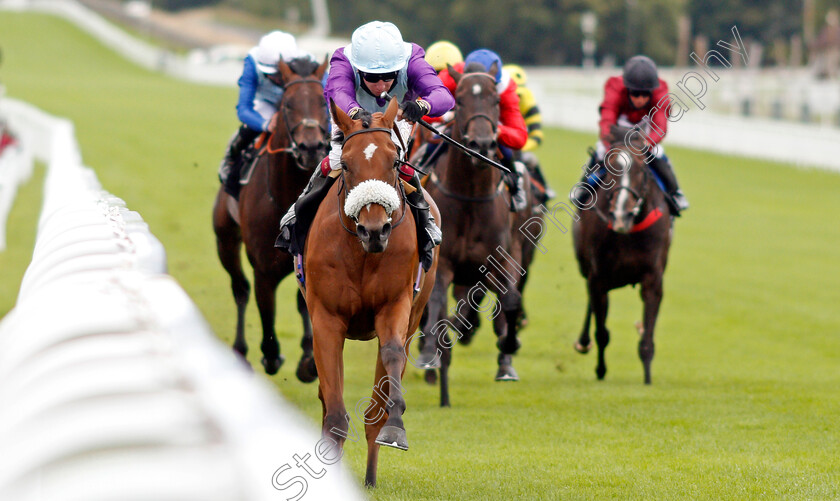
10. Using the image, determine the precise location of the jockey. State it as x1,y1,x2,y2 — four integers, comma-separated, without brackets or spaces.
275,21,455,267
503,63,555,203
571,55,689,215
219,30,299,199
462,49,529,212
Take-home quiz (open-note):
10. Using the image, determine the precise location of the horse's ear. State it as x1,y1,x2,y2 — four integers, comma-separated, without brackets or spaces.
448,63,462,85
382,97,399,128
277,58,295,85
315,55,329,80
488,61,498,79
330,98,354,133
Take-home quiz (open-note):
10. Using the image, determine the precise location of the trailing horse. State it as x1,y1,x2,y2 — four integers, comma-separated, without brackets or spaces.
304,98,438,487
572,125,674,384
212,57,329,380
417,63,539,407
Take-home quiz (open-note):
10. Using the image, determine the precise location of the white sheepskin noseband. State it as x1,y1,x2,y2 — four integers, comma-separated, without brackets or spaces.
344,179,401,221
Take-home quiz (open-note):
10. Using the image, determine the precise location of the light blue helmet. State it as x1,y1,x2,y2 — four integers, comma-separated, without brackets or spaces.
344,21,412,73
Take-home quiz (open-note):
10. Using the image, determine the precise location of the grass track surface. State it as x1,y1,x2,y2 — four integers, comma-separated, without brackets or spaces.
1,13,838,500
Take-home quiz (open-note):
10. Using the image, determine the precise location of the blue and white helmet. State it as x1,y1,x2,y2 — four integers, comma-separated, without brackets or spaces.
344,21,412,74
255,31,298,74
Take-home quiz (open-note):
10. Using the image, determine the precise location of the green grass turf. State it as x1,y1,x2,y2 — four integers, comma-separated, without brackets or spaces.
1,12,839,500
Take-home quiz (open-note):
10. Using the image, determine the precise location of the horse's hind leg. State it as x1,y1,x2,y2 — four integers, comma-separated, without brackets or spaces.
589,281,610,380
253,271,284,375
295,290,318,383
639,274,663,384
574,301,593,353
213,193,250,359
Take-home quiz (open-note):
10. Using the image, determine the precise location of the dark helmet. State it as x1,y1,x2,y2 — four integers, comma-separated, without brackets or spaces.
623,55,660,92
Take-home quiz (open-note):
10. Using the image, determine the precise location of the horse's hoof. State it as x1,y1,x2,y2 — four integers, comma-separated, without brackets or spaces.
424,369,437,385
262,355,285,375
295,356,318,383
495,365,519,381
574,341,592,354
375,425,408,451
415,352,441,370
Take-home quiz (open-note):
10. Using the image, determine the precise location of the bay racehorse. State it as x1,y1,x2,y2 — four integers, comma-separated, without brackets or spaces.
212,57,328,380
304,97,438,487
572,125,673,384
417,62,537,407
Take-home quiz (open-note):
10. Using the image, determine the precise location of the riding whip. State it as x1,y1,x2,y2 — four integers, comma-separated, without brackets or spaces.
380,92,512,174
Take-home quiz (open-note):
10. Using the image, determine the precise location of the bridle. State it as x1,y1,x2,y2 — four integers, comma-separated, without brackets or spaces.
594,153,651,226
456,73,499,141
336,126,408,236
265,77,329,169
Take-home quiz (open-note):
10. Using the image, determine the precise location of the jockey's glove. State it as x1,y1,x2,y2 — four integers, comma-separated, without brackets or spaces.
349,107,372,124
400,99,430,122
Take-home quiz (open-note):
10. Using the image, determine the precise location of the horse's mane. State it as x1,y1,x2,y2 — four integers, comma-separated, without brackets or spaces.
288,57,319,77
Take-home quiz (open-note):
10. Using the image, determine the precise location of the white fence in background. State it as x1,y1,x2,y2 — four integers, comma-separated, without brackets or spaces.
0,98,363,501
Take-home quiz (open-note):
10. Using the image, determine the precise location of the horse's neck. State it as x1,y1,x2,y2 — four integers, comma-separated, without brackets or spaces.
265,130,309,206
437,130,501,197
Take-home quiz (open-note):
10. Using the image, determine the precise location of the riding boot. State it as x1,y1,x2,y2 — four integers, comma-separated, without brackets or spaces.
405,172,442,271
648,156,689,216
570,149,600,207
275,160,336,254
503,159,528,212
220,125,260,200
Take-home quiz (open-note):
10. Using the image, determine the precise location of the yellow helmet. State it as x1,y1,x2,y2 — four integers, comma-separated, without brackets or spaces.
425,41,463,72
504,64,527,86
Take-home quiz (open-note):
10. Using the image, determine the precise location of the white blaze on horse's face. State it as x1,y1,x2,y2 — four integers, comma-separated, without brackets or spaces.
364,142,378,161
472,83,482,96
614,163,632,225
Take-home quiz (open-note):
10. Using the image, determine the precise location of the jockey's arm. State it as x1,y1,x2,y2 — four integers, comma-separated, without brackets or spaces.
323,50,364,117
236,57,270,132
496,81,528,150
598,78,624,148
405,48,455,118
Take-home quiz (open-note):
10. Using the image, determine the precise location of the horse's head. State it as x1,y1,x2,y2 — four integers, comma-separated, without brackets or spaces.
273,57,330,169
600,125,653,234
330,97,402,253
449,62,500,166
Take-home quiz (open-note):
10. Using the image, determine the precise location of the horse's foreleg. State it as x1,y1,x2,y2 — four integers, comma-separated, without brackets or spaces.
373,301,411,450
254,272,284,375
589,280,610,380
639,274,663,385
295,290,318,383
213,194,250,359
363,350,389,488
491,263,524,381
574,301,593,354
418,268,452,370
311,311,349,448
450,285,481,345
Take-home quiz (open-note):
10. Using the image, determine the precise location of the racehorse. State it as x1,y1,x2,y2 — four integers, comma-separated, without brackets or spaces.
304,97,438,487
212,57,329,380
418,62,537,407
572,126,673,384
